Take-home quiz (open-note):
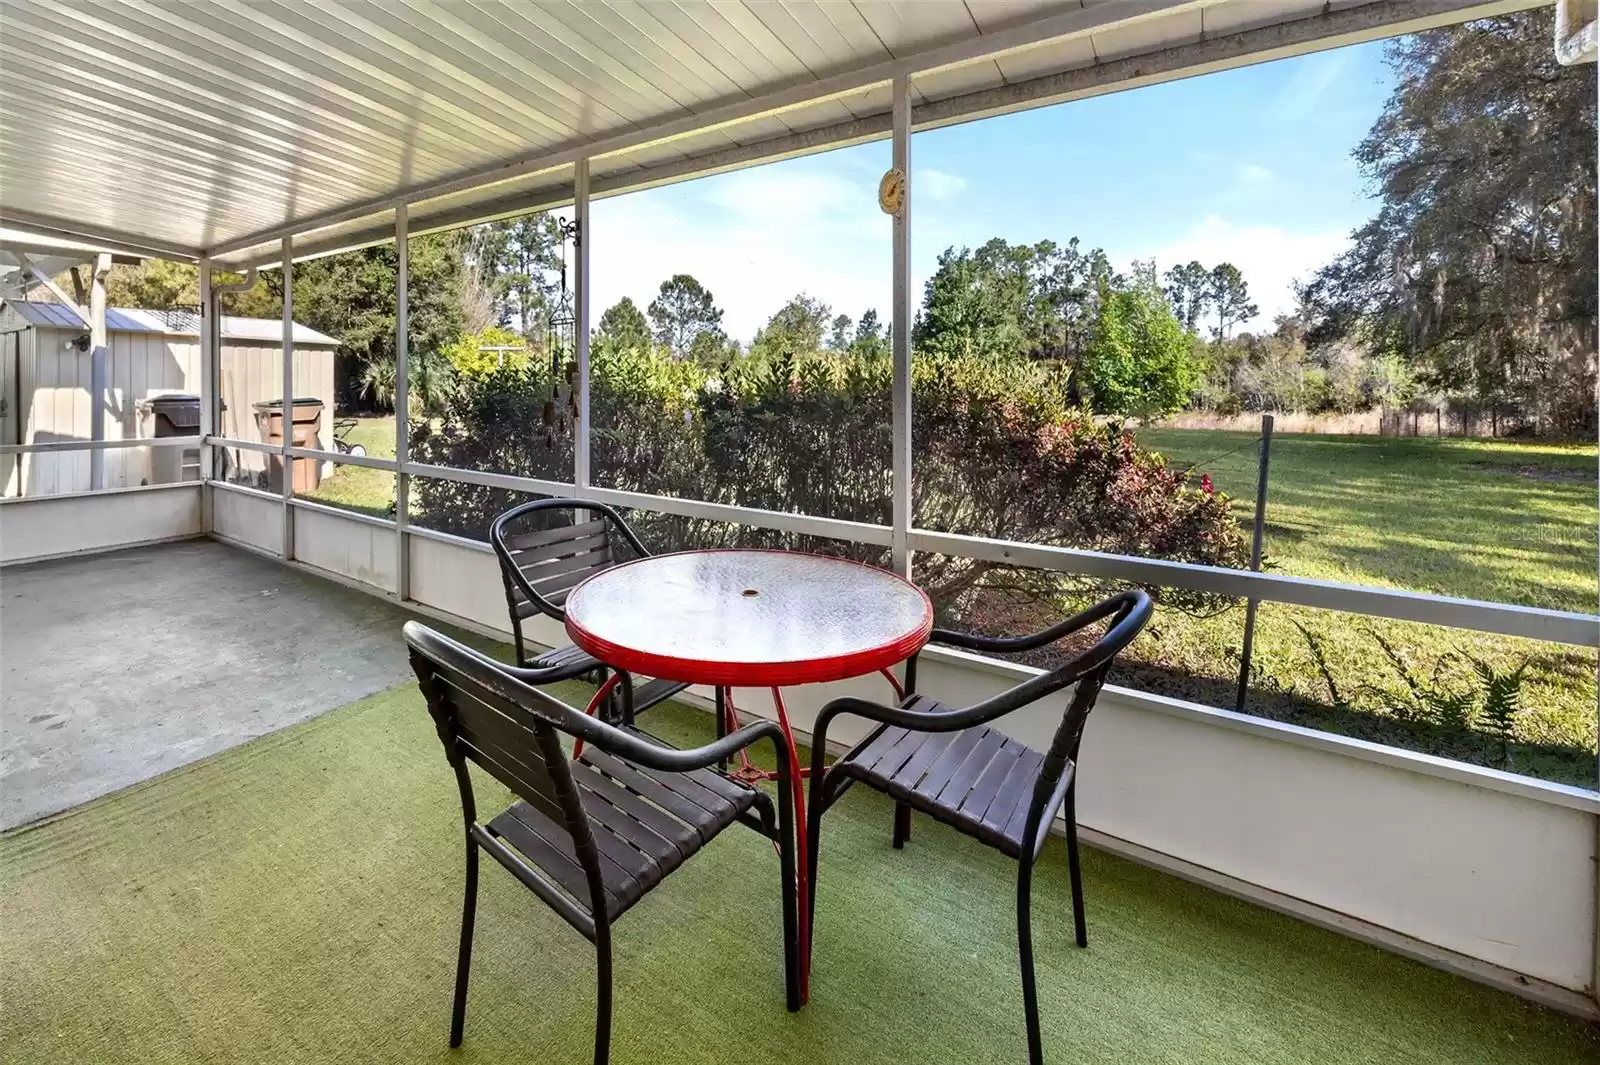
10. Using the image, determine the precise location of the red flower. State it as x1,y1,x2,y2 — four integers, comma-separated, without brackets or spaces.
1200,474,1215,495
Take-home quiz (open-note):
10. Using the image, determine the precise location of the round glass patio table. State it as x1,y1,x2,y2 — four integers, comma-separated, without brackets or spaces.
564,548,933,1003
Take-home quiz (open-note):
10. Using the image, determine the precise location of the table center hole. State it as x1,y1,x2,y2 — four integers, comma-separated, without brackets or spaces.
741,588,760,597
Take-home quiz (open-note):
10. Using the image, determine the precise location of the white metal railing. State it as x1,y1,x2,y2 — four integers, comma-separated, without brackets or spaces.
17,431,1571,649
0,436,194,455
909,529,1598,648
585,484,898,549
209,436,278,456
200,434,1599,651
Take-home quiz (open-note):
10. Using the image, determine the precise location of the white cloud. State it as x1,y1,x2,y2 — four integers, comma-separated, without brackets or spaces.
591,162,891,343
918,169,968,202
1236,163,1274,184
1140,214,1351,327
1272,48,1353,120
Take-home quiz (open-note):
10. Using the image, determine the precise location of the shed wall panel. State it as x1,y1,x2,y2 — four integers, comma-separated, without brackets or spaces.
9,323,333,496
218,341,337,486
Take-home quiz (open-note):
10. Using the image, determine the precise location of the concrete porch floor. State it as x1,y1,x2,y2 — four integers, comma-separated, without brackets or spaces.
0,540,423,829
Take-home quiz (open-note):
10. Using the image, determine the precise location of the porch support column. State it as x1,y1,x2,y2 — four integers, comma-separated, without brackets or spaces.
574,158,592,495
198,258,214,531
280,236,294,560
88,252,110,491
394,206,410,600
890,74,912,577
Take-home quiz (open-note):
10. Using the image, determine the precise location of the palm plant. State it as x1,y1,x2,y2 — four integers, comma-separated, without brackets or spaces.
358,347,455,417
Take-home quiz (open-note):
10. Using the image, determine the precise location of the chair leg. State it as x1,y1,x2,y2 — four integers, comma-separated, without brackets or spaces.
1065,786,1087,948
619,672,637,730
777,782,801,1011
805,777,827,974
594,928,614,1065
891,801,911,849
449,833,479,1048
1017,860,1044,1065
714,686,729,772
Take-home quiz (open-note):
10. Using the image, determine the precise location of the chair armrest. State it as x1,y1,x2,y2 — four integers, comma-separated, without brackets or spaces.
405,620,790,782
578,716,789,778
929,589,1151,656
502,659,601,686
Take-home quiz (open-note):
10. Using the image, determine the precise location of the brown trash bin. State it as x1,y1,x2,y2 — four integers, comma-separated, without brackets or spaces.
253,398,325,493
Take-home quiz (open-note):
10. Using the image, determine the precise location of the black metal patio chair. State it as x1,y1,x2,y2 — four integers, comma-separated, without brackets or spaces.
490,497,687,725
804,590,1152,1065
405,621,801,1065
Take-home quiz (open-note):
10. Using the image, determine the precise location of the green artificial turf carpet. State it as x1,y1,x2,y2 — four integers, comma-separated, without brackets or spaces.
3,683,1595,1065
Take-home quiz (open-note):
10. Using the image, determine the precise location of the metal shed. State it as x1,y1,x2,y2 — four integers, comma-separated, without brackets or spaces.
0,301,337,497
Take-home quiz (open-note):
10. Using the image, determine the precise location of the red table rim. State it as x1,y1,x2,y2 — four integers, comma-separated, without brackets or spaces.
564,548,934,688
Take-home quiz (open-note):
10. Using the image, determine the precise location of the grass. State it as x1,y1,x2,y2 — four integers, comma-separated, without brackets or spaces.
1137,430,1596,611
299,415,396,520
4,683,1595,1065
1128,429,1598,785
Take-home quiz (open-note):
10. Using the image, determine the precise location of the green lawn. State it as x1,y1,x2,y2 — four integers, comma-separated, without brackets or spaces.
1138,430,1596,612
299,415,397,520
1133,429,1598,785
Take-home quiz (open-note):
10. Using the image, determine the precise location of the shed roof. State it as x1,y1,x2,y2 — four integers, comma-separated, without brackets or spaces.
0,0,1536,266
3,301,340,346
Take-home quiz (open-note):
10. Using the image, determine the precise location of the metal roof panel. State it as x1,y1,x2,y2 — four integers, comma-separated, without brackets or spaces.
0,1,1527,261
2,300,339,344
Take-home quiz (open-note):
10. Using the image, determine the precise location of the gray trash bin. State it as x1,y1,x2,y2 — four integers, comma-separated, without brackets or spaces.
147,393,201,483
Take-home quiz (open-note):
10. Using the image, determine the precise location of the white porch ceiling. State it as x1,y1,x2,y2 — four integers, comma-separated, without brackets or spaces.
0,0,1539,265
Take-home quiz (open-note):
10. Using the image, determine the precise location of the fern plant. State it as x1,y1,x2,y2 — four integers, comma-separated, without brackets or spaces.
1362,627,1477,732
1291,624,1533,769
1468,656,1529,769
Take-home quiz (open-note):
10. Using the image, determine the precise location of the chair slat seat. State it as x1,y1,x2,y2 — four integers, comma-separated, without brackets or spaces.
806,590,1152,1065
485,733,762,922
409,621,801,1064
833,697,1063,860
631,678,692,714
492,499,686,730
529,642,603,675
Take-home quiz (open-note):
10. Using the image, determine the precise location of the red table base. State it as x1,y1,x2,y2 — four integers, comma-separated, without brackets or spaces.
714,668,905,1004
568,666,910,1005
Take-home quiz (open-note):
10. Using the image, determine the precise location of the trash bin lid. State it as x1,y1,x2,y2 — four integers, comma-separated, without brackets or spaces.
252,397,325,410
149,392,202,428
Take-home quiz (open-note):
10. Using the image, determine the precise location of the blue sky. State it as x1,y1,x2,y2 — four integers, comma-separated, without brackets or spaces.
591,41,1395,343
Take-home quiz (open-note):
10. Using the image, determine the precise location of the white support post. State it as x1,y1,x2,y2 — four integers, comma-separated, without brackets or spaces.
394,205,411,600
280,236,295,560
88,252,110,491
198,259,214,531
574,158,592,495
890,75,913,577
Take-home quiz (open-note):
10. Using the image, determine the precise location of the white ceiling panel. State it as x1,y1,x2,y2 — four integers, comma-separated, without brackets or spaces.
1091,8,1206,63
852,0,981,55
0,0,1514,261
1202,0,1330,37
914,59,1009,102
967,0,1087,33
994,33,1100,82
